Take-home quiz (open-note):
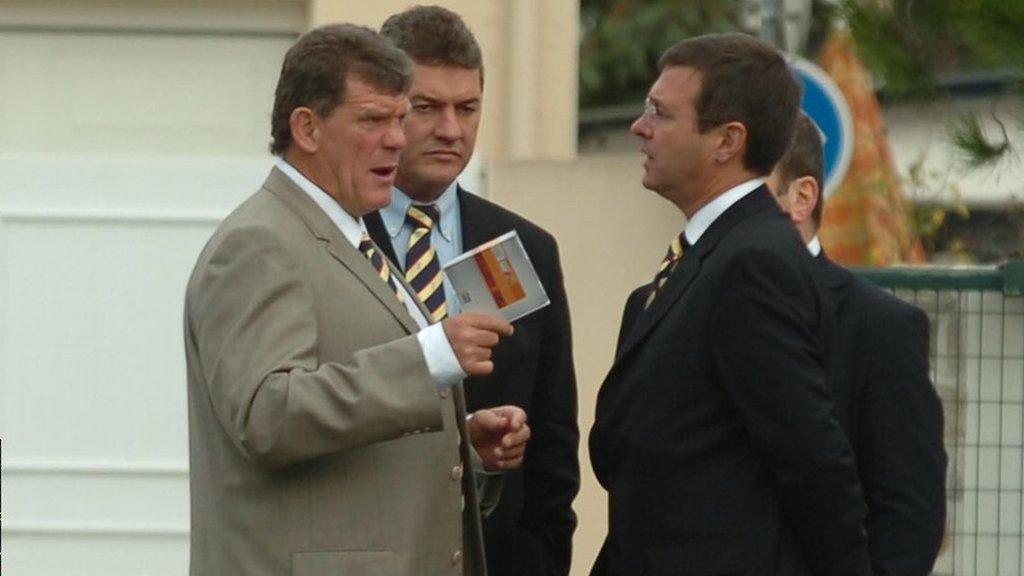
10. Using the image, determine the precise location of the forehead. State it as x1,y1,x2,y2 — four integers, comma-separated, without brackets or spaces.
409,64,482,100
650,66,702,105
339,76,409,110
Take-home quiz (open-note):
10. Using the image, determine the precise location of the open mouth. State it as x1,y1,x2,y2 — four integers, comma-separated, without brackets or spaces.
371,166,397,178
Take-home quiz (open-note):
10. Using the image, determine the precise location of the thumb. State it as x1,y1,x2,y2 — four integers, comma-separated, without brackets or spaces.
473,409,508,432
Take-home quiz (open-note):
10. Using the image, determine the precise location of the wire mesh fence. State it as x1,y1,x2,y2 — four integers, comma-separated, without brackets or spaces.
856,263,1024,576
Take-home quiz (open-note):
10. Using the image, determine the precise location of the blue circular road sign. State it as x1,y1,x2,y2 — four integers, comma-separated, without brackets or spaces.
789,57,853,198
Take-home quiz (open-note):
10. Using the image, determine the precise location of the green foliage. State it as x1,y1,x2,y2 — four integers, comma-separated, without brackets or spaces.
843,0,1024,166
951,112,1011,169
579,0,748,108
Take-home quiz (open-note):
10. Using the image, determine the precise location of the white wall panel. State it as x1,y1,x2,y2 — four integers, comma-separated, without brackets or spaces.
0,3,303,572
5,534,188,576
0,32,292,155
0,214,216,461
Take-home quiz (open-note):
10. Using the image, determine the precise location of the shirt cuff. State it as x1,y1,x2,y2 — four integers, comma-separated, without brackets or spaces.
417,322,466,390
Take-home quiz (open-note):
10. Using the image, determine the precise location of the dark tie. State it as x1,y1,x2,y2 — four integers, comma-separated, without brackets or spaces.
358,232,403,303
404,204,447,322
645,232,688,308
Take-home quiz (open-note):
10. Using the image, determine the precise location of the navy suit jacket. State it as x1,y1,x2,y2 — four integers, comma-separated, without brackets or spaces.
366,188,580,576
816,254,946,576
591,187,870,576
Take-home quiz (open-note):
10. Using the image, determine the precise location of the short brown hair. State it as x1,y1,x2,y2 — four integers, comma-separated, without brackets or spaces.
776,113,825,226
380,5,484,86
659,33,801,175
269,23,412,155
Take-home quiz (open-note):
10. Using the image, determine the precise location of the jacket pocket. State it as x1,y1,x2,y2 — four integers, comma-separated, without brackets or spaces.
292,549,396,575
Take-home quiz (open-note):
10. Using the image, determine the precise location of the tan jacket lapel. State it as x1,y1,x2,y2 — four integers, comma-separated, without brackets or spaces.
261,167,421,334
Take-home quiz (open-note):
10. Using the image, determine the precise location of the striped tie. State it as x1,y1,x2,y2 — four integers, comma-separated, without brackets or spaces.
404,204,447,322
358,233,403,303
645,232,687,308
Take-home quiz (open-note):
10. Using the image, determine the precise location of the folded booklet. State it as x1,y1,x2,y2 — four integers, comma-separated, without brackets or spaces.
442,230,550,322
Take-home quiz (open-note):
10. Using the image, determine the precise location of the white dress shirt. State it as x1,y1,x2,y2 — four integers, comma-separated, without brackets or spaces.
807,235,822,257
275,159,466,388
683,178,765,245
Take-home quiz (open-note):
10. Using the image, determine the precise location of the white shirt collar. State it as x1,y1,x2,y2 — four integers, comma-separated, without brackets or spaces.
683,178,764,246
382,181,459,240
275,158,365,248
807,234,822,257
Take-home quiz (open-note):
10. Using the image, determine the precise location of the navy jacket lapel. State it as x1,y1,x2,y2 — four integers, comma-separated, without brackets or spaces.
458,187,494,250
612,186,778,366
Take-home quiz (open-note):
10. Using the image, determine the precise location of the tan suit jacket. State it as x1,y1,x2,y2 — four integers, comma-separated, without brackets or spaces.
184,167,488,575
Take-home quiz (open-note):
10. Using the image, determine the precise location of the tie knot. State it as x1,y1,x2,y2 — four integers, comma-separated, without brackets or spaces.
406,204,440,230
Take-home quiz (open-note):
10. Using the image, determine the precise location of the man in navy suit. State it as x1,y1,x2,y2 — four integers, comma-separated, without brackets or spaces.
366,6,580,576
767,114,947,576
590,34,871,576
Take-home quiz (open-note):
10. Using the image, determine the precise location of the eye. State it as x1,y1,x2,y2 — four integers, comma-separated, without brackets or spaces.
457,104,478,115
412,103,434,113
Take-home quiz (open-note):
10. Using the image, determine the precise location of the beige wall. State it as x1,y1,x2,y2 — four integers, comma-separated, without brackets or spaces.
309,0,578,161
490,154,684,575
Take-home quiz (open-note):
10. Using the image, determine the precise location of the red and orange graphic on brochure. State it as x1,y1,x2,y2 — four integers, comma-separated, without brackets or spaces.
442,231,549,322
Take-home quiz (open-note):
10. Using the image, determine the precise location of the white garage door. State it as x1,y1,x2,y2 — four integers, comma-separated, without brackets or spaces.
0,3,302,573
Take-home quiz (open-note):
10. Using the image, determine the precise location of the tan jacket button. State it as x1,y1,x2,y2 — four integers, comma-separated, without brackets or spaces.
451,465,463,481
451,550,463,565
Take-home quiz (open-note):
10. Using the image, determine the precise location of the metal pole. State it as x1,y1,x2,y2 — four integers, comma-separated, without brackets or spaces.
760,0,787,50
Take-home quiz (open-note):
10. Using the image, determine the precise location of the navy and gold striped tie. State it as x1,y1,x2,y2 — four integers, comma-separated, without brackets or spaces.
404,204,447,322
358,233,403,303
645,232,687,308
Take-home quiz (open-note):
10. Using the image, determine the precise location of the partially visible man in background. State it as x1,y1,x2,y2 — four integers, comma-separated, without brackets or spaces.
768,114,947,576
185,23,528,576
367,6,580,576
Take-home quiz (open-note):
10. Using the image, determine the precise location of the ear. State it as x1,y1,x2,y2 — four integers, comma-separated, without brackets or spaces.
288,107,319,154
714,121,747,164
787,175,820,227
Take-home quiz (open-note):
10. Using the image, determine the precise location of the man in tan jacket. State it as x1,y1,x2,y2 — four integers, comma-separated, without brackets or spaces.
184,23,528,576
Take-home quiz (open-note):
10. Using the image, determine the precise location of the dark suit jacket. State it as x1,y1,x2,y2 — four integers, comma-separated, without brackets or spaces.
817,255,946,576
590,187,870,576
367,188,580,576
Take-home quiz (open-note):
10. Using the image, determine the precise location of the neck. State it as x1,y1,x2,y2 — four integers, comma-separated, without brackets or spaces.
282,151,362,217
395,177,449,203
798,223,817,244
678,169,758,219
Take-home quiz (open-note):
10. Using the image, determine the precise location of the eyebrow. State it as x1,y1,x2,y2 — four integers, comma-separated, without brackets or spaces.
410,95,481,106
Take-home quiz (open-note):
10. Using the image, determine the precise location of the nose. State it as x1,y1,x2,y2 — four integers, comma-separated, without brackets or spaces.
384,119,406,150
434,107,461,141
630,114,650,138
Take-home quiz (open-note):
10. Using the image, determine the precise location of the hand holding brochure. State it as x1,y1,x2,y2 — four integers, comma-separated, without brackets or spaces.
442,230,550,322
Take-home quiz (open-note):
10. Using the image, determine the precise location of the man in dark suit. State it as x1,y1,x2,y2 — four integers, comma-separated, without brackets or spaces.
589,33,871,576
767,114,947,576
365,7,580,576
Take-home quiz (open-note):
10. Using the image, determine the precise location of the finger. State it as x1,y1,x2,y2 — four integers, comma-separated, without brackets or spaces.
506,408,527,430
499,444,526,460
465,313,514,337
501,427,531,449
465,359,494,376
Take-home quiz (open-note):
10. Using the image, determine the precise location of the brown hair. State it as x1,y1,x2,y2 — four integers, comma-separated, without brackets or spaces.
380,5,484,86
269,23,412,155
659,33,801,175
776,113,825,226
